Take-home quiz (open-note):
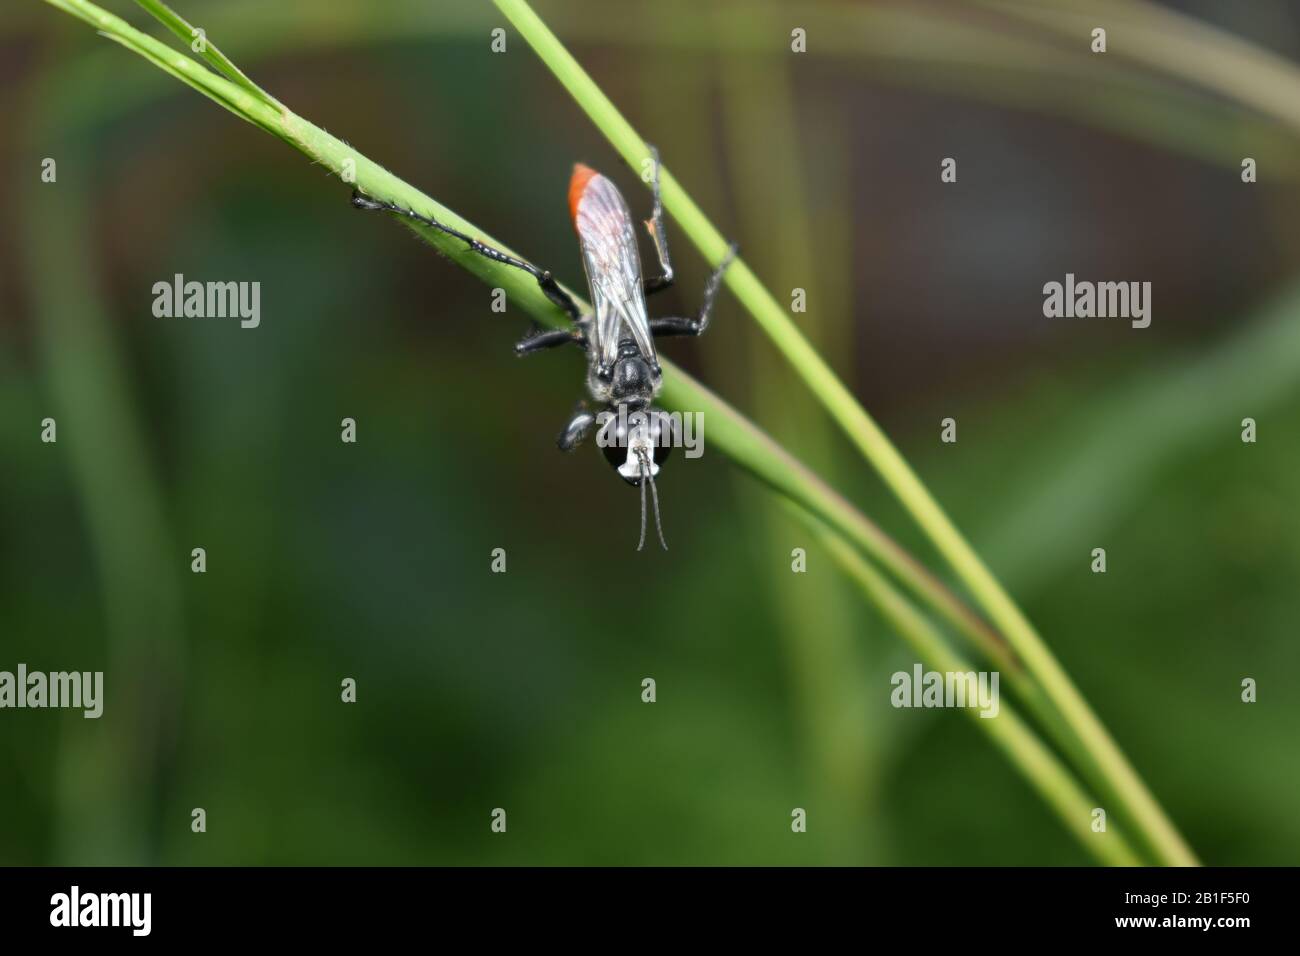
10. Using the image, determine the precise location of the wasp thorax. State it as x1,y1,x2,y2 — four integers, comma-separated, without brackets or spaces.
609,354,656,408
597,405,673,485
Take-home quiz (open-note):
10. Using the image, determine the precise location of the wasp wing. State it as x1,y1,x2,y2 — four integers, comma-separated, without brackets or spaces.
573,173,655,370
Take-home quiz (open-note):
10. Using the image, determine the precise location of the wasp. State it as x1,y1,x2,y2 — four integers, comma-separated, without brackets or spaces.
352,149,735,550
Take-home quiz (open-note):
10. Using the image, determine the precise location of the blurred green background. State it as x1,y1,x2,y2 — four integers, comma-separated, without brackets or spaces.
1,0,1298,865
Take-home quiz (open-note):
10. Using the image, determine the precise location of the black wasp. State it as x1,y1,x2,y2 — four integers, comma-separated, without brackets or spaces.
352,148,736,550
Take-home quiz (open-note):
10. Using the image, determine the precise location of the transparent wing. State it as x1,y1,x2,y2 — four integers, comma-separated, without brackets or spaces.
574,174,655,370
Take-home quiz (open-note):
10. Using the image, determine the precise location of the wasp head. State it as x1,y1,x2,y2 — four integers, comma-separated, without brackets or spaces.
597,405,671,482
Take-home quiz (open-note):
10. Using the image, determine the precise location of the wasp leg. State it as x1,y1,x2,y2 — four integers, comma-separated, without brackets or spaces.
351,190,582,321
557,404,597,451
515,327,587,356
641,145,675,298
648,242,739,337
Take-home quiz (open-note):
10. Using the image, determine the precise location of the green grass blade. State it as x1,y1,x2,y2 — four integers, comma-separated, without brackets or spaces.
43,0,285,138
132,0,279,106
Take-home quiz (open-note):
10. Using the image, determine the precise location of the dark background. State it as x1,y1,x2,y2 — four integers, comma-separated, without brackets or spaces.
1,0,1297,865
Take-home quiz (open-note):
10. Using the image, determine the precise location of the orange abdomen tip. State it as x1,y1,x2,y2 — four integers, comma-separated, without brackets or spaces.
568,163,598,224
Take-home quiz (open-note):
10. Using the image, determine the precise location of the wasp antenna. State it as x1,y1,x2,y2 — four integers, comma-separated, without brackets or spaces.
647,465,667,551
636,458,649,552
633,448,668,551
